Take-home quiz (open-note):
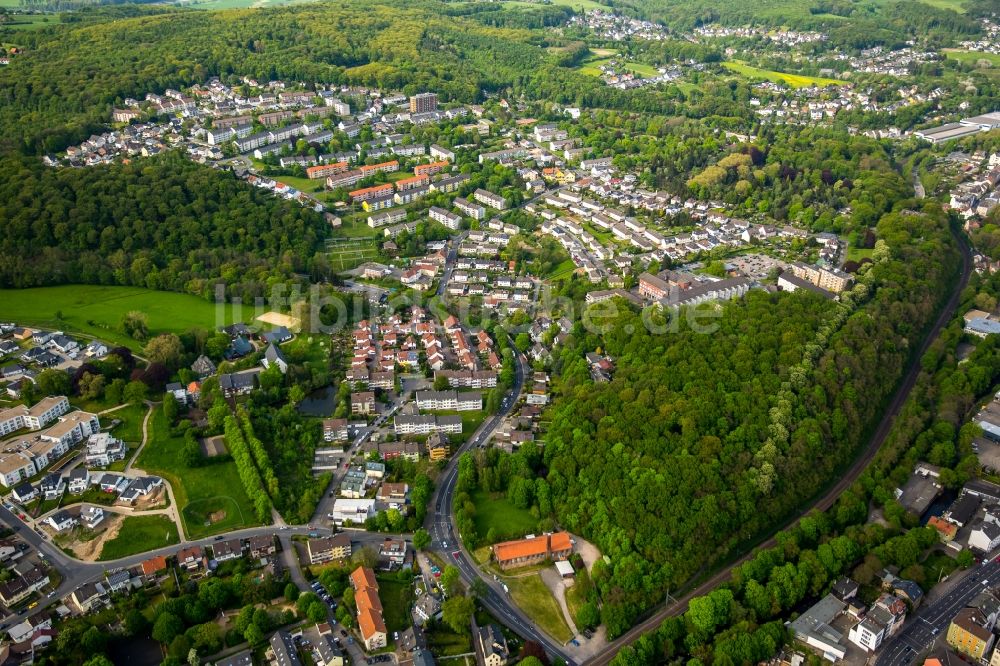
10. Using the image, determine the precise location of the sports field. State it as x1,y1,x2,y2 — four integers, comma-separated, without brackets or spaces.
723,61,846,88
0,285,235,350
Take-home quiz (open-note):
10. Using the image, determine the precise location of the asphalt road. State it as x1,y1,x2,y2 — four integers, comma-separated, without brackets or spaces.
876,558,1000,666
424,342,577,664
585,227,973,665
0,500,405,626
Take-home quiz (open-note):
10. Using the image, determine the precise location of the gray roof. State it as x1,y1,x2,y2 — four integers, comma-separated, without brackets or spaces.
268,630,302,666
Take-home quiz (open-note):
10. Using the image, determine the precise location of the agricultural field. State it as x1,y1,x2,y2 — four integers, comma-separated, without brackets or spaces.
944,49,1000,67
0,285,235,351
137,407,261,539
502,0,606,11
722,61,847,88
917,0,967,11
98,515,179,561
0,14,62,30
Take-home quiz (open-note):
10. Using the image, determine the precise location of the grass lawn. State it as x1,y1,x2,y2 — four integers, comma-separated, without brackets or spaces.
923,551,960,584
137,406,261,539
377,577,415,633
0,285,236,351
846,246,874,262
61,487,119,507
99,515,179,560
434,410,488,445
944,49,1000,67
505,573,573,642
575,50,657,79
564,567,593,626
426,625,471,656
469,488,538,543
106,403,147,444
546,259,578,282
722,61,846,88
331,212,383,241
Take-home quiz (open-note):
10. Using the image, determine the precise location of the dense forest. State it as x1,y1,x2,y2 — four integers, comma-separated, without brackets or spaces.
533,205,959,635
0,153,330,299
610,240,1000,666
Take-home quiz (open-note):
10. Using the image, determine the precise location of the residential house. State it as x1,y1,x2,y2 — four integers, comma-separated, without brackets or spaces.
71,581,107,613
949,606,996,661
39,473,65,500
308,533,352,564
249,534,276,559
177,546,205,571
351,566,387,651
85,432,126,467
268,630,302,666
378,539,408,568
45,510,78,532
140,555,168,581
475,624,509,666
66,468,89,494
81,505,105,529
213,538,244,562
262,343,289,374
351,392,376,415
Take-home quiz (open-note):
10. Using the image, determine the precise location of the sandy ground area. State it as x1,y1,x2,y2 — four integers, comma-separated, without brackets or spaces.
256,311,301,330
55,514,124,561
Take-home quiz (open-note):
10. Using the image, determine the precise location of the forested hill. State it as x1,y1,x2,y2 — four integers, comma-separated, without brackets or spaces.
0,153,329,299
0,0,599,154
542,205,961,635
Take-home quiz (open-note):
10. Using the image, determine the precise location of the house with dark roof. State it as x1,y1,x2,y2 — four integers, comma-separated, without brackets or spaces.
225,335,254,360
11,483,36,504
945,493,981,528
191,355,216,377
262,343,289,374
268,629,302,666
475,623,509,666
262,327,293,345
219,369,262,397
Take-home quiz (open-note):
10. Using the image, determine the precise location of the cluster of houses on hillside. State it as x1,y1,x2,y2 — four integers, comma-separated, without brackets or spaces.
946,153,1000,220
565,10,670,42
958,18,1000,56
693,24,827,45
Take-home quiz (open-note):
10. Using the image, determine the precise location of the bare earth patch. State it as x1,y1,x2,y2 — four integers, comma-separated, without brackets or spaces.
57,514,124,562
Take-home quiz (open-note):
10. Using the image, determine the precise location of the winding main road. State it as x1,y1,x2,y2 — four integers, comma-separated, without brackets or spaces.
585,226,972,665
424,341,577,663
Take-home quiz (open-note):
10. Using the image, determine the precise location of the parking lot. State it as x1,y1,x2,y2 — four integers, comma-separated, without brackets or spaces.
975,436,1000,474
